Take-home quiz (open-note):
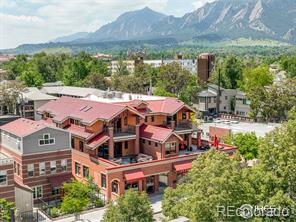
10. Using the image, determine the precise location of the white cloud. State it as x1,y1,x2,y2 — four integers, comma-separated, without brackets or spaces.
192,0,216,9
1,0,210,49
0,0,17,8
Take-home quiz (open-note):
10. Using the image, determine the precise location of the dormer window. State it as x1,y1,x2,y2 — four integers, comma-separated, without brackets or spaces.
39,134,55,146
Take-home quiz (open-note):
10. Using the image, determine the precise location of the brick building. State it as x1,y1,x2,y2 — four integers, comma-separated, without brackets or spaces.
197,53,215,82
37,96,235,202
0,118,72,209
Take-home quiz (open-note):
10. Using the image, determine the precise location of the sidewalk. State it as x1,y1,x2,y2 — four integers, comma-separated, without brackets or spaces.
43,193,163,222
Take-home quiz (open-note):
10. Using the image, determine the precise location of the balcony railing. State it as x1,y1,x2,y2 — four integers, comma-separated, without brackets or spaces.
175,120,193,130
0,157,13,166
113,125,136,137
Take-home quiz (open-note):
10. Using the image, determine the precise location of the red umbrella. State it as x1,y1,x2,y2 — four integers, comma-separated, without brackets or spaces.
181,141,185,150
214,135,219,149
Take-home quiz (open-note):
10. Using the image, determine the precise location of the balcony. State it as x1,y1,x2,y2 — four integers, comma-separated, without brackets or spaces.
113,125,136,141
110,153,153,165
0,153,13,166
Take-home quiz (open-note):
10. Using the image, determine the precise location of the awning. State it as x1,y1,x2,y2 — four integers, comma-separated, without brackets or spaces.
87,132,109,149
173,162,192,173
124,169,145,182
48,173,72,188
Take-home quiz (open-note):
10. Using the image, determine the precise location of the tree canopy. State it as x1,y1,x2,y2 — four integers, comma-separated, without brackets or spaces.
103,189,153,222
0,198,15,221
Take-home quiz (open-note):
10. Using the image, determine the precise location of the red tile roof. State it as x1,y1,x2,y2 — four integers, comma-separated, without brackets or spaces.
64,124,94,139
37,97,141,124
140,124,183,143
87,132,109,149
115,98,194,115
0,118,53,137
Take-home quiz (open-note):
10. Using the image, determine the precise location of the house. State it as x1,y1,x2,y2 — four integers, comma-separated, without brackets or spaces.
0,118,72,208
37,96,235,202
196,84,237,117
235,90,251,117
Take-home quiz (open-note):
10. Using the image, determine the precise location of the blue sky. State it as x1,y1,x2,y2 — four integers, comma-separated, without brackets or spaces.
0,0,215,49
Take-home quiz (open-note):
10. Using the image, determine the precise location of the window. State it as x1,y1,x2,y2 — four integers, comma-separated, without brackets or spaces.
0,171,7,186
70,119,74,124
83,166,89,178
124,117,128,126
71,138,75,148
142,139,145,144
145,116,147,122
28,164,34,177
50,161,56,174
101,174,106,188
155,142,158,147
79,141,84,152
151,116,155,122
14,161,16,173
136,116,140,125
39,134,55,146
165,142,176,155
125,141,128,150
61,159,67,172
39,162,45,176
148,141,151,146
75,162,81,176
182,112,187,120
32,186,42,199
17,163,20,175
111,180,119,194
225,96,228,100
224,106,226,110
52,187,60,196
208,97,211,103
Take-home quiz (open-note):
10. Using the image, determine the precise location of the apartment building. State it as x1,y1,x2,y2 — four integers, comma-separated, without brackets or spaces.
196,84,237,116
37,96,236,202
235,91,251,117
0,118,72,207
197,53,215,82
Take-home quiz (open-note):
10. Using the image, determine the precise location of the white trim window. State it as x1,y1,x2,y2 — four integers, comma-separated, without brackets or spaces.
50,161,56,174
165,142,177,155
39,162,46,176
27,164,34,177
39,134,55,146
0,171,7,186
61,159,67,173
32,186,43,199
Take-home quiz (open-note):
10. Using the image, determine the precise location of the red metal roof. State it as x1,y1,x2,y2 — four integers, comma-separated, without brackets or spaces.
87,132,109,149
115,98,193,115
0,118,53,137
140,124,183,143
48,173,72,188
173,161,192,173
64,124,94,139
37,96,140,124
124,169,145,182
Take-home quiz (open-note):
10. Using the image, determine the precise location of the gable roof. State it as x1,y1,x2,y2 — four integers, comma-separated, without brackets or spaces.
37,97,143,125
0,118,54,137
115,98,195,115
140,124,183,143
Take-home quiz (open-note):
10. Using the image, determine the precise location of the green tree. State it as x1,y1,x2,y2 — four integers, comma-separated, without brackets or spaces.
18,70,44,87
162,150,255,221
0,198,15,221
0,80,25,115
210,56,243,89
61,179,102,220
280,56,296,78
156,62,192,95
240,65,273,121
223,132,259,160
103,189,153,222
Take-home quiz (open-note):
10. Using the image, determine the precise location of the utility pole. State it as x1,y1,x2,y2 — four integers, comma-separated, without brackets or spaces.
216,68,221,116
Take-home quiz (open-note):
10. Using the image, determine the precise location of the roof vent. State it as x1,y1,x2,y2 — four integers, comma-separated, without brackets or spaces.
84,106,93,112
80,105,88,111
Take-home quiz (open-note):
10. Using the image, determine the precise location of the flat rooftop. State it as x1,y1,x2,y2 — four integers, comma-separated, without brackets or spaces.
200,120,281,139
